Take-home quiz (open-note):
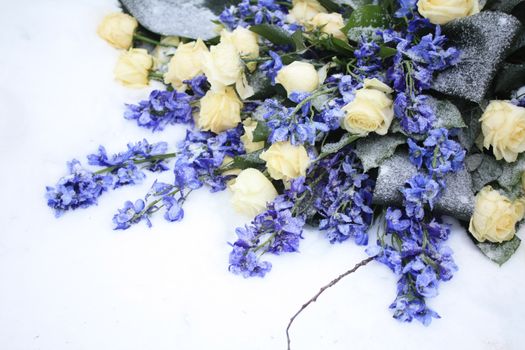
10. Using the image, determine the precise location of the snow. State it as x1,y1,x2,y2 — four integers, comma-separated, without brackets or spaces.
0,1,524,349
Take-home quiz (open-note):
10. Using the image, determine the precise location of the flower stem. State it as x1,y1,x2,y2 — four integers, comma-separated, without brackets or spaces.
133,33,177,47
94,152,177,175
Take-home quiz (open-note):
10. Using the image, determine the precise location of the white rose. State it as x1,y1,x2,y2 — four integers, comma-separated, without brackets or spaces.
308,12,346,41
220,27,259,72
198,87,242,133
275,61,319,95
469,186,525,243
341,78,394,135
202,41,243,90
288,0,327,25
241,118,265,153
97,13,138,49
260,142,310,181
164,39,208,90
480,101,525,163
230,168,278,217
417,0,480,25
114,48,153,88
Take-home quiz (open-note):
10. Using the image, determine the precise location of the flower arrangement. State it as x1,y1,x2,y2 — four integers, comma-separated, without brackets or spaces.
46,0,525,342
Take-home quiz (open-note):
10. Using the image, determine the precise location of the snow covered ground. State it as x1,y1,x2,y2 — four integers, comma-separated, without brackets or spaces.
0,1,524,349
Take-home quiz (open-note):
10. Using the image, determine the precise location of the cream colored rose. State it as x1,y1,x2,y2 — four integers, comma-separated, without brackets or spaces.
97,13,138,49
202,41,243,90
230,168,278,217
260,142,310,181
417,0,480,25
288,0,327,25
221,27,259,72
480,101,525,163
469,186,525,243
309,12,346,41
241,119,265,153
341,78,394,135
198,87,242,133
164,39,208,90
275,61,319,96
114,48,153,88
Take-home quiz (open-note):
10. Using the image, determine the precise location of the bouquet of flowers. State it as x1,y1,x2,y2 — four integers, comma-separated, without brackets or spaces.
46,0,525,335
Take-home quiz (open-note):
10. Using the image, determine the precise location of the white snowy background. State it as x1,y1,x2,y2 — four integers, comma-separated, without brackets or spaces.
0,1,524,349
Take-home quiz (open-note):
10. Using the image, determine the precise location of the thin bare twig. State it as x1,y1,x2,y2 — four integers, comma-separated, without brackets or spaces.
285,256,374,350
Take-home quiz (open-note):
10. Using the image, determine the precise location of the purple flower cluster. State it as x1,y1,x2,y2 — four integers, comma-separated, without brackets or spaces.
229,178,308,277
219,0,289,31
261,94,329,145
354,39,382,75
46,160,113,217
381,16,460,134
367,208,457,325
47,140,172,216
124,90,194,131
315,151,375,245
259,51,283,84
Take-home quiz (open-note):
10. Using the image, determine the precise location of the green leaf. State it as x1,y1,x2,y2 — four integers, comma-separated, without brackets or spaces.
223,150,266,171
469,154,503,193
246,70,275,100
317,0,341,12
428,97,466,129
498,153,525,197
251,121,270,143
341,4,390,36
476,236,521,266
354,135,406,172
291,30,307,53
250,24,294,46
320,133,361,157
379,46,397,58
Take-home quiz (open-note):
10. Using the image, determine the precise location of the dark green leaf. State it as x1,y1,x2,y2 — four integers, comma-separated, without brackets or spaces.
379,46,397,58
246,70,275,100
291,30,307,53
476,235,521,266
354,135,406,172
223,150,266,171
250,24,294,46
494,63,525,95
317,0,341,12
341,4,390,35
469,154,503,193
251,121,270,143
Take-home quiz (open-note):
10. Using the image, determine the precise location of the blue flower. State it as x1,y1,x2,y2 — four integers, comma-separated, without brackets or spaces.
228,242,272,278
124,90,194,131
113,199,147,230
259,51,283,84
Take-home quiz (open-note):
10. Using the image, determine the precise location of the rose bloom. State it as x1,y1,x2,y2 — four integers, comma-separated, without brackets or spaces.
241,118,265,153
260,142,310,181
288,0,327,25
417,0,479,25
469,186,525,243
341,78,394,135
480,100,525,163
230,168,278,217
220,27,259,72
202,41,243,90
114,48,153,88
97,13,138,49
198,87,242,133
164,39,208,90
308,12,346,41
275,61,319,96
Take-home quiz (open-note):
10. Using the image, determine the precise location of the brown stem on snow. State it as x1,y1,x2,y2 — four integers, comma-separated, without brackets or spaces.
285,256,374,350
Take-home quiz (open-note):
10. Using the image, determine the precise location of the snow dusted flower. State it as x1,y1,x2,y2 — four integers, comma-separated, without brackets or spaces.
469,186,525,243
260,141,310,181
275,61,319,96
97,13,137,49
164,39,208,90
480,101,525,163
198,87,243,134
114,48,153,88
417,0,479,25
230,168,278,217
341,78,394,135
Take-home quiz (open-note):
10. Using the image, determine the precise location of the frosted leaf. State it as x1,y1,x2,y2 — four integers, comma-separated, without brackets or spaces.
120,0,231,40
354,134,405,172
373,151,475,221
457,104,483,152
470,154,503,193
498,153,525,198
428,97,466,129
476,236,521,266
432,11,521,103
